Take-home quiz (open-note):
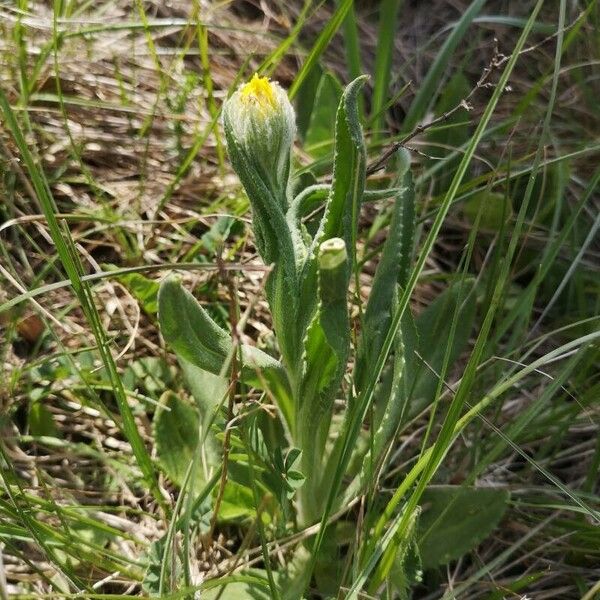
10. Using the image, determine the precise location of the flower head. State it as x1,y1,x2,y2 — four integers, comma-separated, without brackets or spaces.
222,74,295,201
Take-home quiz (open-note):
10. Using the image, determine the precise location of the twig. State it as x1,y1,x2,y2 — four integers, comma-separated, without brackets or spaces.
208,246,241,540
367,98,473,175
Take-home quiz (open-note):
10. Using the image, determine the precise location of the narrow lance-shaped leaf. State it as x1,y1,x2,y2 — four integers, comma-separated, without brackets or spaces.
355,305,418,494
355,148,415,390
296,76,368,346
297,238,350,523
320,75,367,263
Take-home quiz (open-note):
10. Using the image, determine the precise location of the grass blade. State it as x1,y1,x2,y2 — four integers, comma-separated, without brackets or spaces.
402,0,485,132
0,90,166,510
371,0,403,137
289,0,354,99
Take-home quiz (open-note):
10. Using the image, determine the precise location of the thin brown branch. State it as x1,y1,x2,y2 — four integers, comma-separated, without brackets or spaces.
208,248,241,540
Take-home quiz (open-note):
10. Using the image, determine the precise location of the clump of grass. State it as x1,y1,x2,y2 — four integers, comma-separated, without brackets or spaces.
1,1,599,598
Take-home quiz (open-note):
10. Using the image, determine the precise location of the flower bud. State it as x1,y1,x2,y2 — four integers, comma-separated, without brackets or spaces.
318,237,347,271
318,237,348,305
222,74,296,201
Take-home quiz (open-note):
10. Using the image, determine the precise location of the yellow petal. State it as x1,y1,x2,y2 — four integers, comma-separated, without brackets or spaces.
240,73,277,111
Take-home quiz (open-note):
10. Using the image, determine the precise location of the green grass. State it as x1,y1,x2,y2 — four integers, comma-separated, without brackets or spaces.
1,0,599,598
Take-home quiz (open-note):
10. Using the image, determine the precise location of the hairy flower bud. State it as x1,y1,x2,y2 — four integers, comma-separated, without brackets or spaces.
222,74,296,202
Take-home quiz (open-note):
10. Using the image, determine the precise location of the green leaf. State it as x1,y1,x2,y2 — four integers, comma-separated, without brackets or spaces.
321,75,367,254
158,276,235,374
180,358,227,432
356,306,418,491
418,486,510,569
218,480,256,522
407,279,477,415
463,190,513,230
270,447,305,499
370,507,421,597
297,240,350,522
357,151,415,388
305,73,342,159
353,155,417,482
389,537,422,600
158,276,293,429
113,269,159,315
153,391,217,491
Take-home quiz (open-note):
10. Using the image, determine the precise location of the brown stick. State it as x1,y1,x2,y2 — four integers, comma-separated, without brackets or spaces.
208,247,241,540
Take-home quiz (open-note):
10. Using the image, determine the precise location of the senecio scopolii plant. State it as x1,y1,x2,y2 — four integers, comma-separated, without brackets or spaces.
158,73,416,588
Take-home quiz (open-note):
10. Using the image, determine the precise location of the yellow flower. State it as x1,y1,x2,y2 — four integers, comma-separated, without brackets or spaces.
240,74,277,113
222,73,296,200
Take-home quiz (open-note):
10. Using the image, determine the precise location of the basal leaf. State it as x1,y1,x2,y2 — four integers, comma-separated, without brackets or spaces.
418,486,509,568
406,279,477,415
153,391,217,492
158,276,293,428
180,358,227,434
